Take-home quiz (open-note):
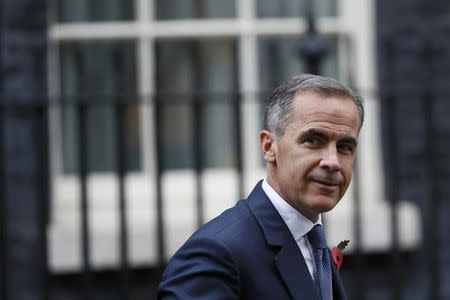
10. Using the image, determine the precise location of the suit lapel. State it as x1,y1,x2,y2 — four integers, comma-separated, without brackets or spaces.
245,181,321,300
331,255,348,300
275,240,321,300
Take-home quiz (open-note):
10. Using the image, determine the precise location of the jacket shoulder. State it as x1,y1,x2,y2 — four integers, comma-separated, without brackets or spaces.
157,200,258,299
194,199,256,241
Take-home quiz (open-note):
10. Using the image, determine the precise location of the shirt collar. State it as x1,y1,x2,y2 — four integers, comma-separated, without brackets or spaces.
262,179,322,241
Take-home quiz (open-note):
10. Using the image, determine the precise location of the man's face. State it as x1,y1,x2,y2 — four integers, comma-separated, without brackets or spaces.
261,91,360,222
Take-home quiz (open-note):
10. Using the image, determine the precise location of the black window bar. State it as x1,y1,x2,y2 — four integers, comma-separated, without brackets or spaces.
76,98,93,300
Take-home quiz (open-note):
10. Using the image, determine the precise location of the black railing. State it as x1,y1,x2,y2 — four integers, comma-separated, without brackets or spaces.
76,100,94,300
0,105,7,300
0,91,445,300
37,104,51,300
0,103,51,300
115,99,131,300
60,93,247,299
383,38,402,300
153,95,165,271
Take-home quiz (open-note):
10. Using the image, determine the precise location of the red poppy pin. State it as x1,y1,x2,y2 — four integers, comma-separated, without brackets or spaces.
331,240,349,271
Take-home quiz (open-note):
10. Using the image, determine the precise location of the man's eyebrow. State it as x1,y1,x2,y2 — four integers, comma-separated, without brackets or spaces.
300,128,358,145
302,128,327,137
299,128,328,140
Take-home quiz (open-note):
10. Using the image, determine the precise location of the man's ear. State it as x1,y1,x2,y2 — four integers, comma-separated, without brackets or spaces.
259,130,277,163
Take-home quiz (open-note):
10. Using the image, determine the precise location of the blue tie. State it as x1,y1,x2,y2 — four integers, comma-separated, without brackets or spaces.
308,225,332,300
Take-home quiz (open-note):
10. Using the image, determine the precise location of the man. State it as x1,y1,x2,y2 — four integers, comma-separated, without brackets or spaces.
157,74,364,299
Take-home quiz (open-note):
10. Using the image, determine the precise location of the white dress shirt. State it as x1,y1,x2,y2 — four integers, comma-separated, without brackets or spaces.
262,179,322,281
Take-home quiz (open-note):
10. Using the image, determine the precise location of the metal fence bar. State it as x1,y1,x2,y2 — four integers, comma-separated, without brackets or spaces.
232,92,244,198
351,155,365,300
76,100,93,300
115,99,131,300
422,41,439,300
153,96,166,268
192,41,205,228
193,96,204,228
387,82,402,300
36,104,50,300
383,37,402,300
0,2,6,296
0,105,6,300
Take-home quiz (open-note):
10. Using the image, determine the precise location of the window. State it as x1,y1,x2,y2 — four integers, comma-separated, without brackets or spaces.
51,0,344,175
59,41,139,173
57,0,134,22
258,35,339,93
156,0,236,19
155,38,238,169
257,0,336,18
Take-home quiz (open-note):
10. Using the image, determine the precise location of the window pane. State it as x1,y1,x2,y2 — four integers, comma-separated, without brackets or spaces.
59,41,140,173
57,0,133,22
155,39,238,170
257,0,336,18
258,35,339,93
156,0,235,19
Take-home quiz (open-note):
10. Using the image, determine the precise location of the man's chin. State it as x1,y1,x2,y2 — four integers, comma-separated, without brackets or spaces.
310,197,340,214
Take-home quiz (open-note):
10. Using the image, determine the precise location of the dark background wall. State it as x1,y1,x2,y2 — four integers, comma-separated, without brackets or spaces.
377,1,450,299
1,0,49,299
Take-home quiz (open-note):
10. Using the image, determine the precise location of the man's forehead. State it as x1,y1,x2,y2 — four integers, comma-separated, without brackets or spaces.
293,103,358,122
293,90,362,128
286,106,359,140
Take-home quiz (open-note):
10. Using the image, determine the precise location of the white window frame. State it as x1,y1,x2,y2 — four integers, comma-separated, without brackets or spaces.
47,0,420,272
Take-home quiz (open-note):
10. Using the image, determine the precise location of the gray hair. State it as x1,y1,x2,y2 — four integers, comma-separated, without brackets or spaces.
263,73,364,136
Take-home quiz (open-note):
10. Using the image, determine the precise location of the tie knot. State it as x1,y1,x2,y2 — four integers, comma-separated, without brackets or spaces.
307,225,328,249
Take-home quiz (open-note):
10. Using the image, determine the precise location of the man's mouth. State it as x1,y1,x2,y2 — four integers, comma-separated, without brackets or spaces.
311,178,340,186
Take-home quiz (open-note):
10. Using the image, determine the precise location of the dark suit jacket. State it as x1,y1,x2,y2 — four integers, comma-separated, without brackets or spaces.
157,181,348,299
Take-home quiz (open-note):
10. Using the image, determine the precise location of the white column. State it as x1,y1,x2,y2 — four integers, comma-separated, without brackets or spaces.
136,0,155,174
238,0,265,193
133,0,158,263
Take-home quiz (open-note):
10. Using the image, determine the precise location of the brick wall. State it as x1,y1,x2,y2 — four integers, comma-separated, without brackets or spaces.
377,1,450,299
1,0,49,299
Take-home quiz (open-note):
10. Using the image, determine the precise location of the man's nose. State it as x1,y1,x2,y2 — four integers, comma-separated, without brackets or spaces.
319,146,341,172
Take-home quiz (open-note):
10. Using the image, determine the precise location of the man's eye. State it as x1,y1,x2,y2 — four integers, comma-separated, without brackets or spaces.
305,136,324,145
338,143,355,153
